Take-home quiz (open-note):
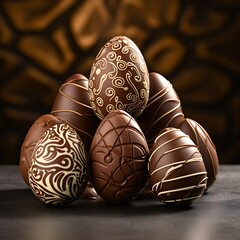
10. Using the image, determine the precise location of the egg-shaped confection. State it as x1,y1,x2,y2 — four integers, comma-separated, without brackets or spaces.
90,110,149,204
149,128,207,206
89,36,149,120
29,122,89,206
51,73,100,151
178,118,219,188
137,72,185,145
19,114,62,186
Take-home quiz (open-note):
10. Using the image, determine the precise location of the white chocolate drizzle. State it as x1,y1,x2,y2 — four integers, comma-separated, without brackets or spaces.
149,128,207,204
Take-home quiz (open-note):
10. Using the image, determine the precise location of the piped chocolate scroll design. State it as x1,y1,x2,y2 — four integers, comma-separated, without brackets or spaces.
89,36,149,120
29,123,88,205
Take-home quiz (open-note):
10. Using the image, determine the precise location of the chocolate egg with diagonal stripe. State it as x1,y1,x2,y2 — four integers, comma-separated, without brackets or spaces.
178,118,219,188
137,72,185,145
51,73,100,150
89,36,149,120
29,122,89,205
90,110,149,204
148,127,207,206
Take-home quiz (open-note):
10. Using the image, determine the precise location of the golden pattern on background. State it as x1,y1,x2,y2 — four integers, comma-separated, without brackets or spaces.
0,0,239,164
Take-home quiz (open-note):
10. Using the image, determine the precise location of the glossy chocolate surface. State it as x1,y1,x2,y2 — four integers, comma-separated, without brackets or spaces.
19,114,62,186
89,36,149,120
90,110,149,204
137,72,185,145
178,118,219,188
79,182,99,200
29,123,89,205
149,128,207,206
51,73,100,151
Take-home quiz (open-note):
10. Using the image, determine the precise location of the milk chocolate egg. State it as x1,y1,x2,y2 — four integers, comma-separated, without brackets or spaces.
90,110,149,204
51,73,100,150
137,72,185,145
29,123,89,205
178,118,219,188
19,114,62,186
89,36,149,120
149,128,207,206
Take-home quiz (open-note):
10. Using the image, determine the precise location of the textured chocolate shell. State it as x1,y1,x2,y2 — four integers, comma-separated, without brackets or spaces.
19,114,62,186
137,72,185,145
149,128,207,206
89,36,149,120
51,73,100,150
29,123,89,205
90,110,149,204
178,118,219,188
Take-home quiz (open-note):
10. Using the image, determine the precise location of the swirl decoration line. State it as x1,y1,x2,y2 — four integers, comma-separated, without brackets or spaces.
92,73,108,95
105,87,116,101
106,51,117,61
107,60,118,79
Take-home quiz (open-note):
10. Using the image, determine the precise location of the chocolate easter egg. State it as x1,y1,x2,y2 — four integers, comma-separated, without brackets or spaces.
178,118,219,188
29,123,89,206
51,73,100,150
89,36,149,120
90,110,149,204
19,114,62,186
137,72,185,145
149,128,207,206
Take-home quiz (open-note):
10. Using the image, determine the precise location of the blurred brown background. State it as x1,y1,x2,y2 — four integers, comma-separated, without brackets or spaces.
0,0,239,164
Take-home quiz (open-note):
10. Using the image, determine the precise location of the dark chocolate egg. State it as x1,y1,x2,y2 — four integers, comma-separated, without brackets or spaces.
178,118,219,188
148,128,207,206
51,73,100,151
137,72,185,145
19,114,62,186
90,110,149,204
29,123,89,206
89,36,149,120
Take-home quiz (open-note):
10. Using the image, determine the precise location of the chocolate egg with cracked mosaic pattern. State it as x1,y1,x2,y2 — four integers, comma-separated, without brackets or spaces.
89,36,149,120
148,127,207,206
178,118,219,188
137,72,185,145
51,73,100,151
90,110,149,204
29,122,89,206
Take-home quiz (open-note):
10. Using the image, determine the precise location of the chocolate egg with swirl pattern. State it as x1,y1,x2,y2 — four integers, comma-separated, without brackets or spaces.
29,123,89,206
89,36,149,120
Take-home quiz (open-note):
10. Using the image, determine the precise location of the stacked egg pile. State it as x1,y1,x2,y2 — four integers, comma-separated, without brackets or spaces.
19,36,219,206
